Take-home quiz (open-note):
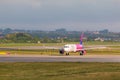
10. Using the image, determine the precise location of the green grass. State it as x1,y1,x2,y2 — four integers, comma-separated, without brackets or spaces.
0,62,119,80
84,41,120,46
5,49,59,55
107,46,120,48
0,43,65,47
0,41,120,47
87,49,120,55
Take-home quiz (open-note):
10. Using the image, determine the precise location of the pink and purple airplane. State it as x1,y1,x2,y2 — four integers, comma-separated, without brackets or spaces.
59,33,86,55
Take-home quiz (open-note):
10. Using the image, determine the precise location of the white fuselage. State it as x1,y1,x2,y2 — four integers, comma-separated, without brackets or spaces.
63,44,83,52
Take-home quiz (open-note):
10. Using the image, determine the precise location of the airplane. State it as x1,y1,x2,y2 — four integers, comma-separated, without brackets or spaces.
59,33,86,55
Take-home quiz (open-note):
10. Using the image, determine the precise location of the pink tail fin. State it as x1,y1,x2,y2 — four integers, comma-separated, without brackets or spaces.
80,33,84,45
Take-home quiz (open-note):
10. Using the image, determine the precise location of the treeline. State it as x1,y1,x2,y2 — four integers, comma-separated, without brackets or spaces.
0,28,120,43
0,33,38,43
0,33,68,43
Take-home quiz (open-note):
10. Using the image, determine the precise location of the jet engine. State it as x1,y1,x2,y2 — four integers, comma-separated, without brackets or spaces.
59,48,64,54
80,50,86,55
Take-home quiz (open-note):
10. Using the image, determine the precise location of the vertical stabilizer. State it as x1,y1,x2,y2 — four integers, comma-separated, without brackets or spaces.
80,33,84,45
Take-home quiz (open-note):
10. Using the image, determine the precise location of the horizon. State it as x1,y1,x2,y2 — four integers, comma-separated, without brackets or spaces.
0,27,115,33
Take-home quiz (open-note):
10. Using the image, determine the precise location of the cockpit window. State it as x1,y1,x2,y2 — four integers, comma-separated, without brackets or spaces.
64,46,69,48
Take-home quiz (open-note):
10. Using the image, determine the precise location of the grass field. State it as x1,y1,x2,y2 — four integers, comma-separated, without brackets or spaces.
0,41,120,47
87,48,120,55
0,62,119,80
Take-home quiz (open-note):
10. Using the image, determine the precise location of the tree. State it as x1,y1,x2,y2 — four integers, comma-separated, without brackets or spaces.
5,33,35,43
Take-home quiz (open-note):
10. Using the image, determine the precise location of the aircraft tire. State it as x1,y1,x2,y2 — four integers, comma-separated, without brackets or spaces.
68,53,69,55
80,51,83,56
66,53,67,55
66,53,69,55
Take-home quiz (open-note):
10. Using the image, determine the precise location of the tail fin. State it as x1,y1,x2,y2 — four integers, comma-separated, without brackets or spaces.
80,33,84,45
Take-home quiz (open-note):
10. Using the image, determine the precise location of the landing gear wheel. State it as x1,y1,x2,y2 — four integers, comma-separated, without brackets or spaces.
80,53,83,55
68,53,69,55
66,53,69,55
80,51,84,56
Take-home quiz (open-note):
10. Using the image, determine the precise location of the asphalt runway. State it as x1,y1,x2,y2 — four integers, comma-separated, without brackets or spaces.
0,55,120,62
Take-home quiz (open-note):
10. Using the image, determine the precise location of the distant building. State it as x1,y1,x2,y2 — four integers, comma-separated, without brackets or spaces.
94,37,104,42
93,31,100,34
99,29,109,34
55,28,66,32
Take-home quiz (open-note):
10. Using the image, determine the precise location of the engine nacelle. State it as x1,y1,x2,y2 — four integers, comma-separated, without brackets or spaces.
59,48,64,54
80,50,86,55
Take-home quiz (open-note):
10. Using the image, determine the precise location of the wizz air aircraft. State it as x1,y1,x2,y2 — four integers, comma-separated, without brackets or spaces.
59,33,86,55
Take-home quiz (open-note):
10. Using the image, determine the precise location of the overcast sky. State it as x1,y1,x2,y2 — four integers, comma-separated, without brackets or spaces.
0,0,120,32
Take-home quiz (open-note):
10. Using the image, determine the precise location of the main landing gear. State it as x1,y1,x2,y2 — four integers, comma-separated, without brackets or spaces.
66,53,69,55
80,51,84,55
